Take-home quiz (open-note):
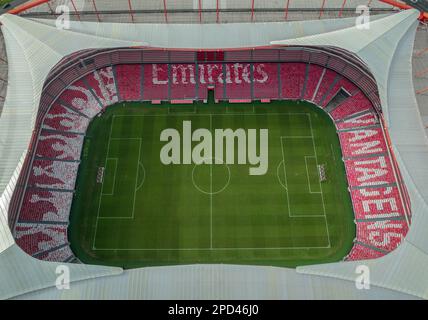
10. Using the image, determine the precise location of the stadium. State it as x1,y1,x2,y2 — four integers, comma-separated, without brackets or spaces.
0,0,427,300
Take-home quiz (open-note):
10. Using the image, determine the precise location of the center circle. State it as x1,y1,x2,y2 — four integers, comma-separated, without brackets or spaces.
192,158,231,195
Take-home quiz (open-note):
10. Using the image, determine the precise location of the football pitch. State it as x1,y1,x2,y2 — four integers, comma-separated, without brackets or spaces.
69,100,355,269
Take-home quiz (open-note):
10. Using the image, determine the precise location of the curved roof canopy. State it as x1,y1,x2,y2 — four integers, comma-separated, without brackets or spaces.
0,10,426,299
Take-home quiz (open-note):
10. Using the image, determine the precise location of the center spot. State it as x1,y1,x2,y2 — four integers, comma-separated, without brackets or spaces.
192,159,230,195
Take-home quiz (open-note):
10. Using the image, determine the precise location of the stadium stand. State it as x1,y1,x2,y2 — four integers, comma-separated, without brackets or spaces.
59,79,102,117
351,186,405,218
83,66,119,107
170,64,197,100
19,190,73,223
356,219,408,252
280,63,306,99
303,64,324,101
15,223,69,256
143,63,169,101
35,131,84,161
346,243,386,260
329,91,373,120
42,102,90,133
198,63,225,101
339,127,388,158
335,112,379,130
37,245,74,262
13,48,410,263
312,69,337,106
253,63,279,99
321,76,358,108
115,64,142,101
225,63,252,100
345,155,396,188
28,159,79,190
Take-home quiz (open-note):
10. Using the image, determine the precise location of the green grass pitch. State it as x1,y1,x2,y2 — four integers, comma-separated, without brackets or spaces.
69,99,355,269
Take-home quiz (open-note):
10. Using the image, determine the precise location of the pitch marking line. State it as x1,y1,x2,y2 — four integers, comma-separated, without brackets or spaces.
307,113,331,247
93,112,331,251
280,137,324,218
136,162,146,191
226,104,255,114
101,158,118,196
279,125,331,248
131,139,142,219
168,105,197,114
210,114,213,249
304,156,321,194
98,139,141,220
112,112,310,118
93,115,115,250
93,245,331,251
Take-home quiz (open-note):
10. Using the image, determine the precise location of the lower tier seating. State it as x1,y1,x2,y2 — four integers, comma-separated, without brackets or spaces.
253,63,279,99
19,190,73,223
356,219,408,252
303,64,324,101
37,245,74,262
330,91,372,120
35,131,83,161
28,160,79,190
346,243,385,260
59,79,102,118
280,63,306,99
14,223,68,256
84,66,118,107
345,154,396,188
43,102,90,133
339,127,387,158
115,64,142,101
351,186,405,219
335,112,378,130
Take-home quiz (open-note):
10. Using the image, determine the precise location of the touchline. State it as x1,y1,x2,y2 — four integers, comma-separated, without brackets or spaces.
160,120,269,176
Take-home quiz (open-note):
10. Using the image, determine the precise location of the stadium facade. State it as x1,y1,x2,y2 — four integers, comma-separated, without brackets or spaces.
0,3,427,299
